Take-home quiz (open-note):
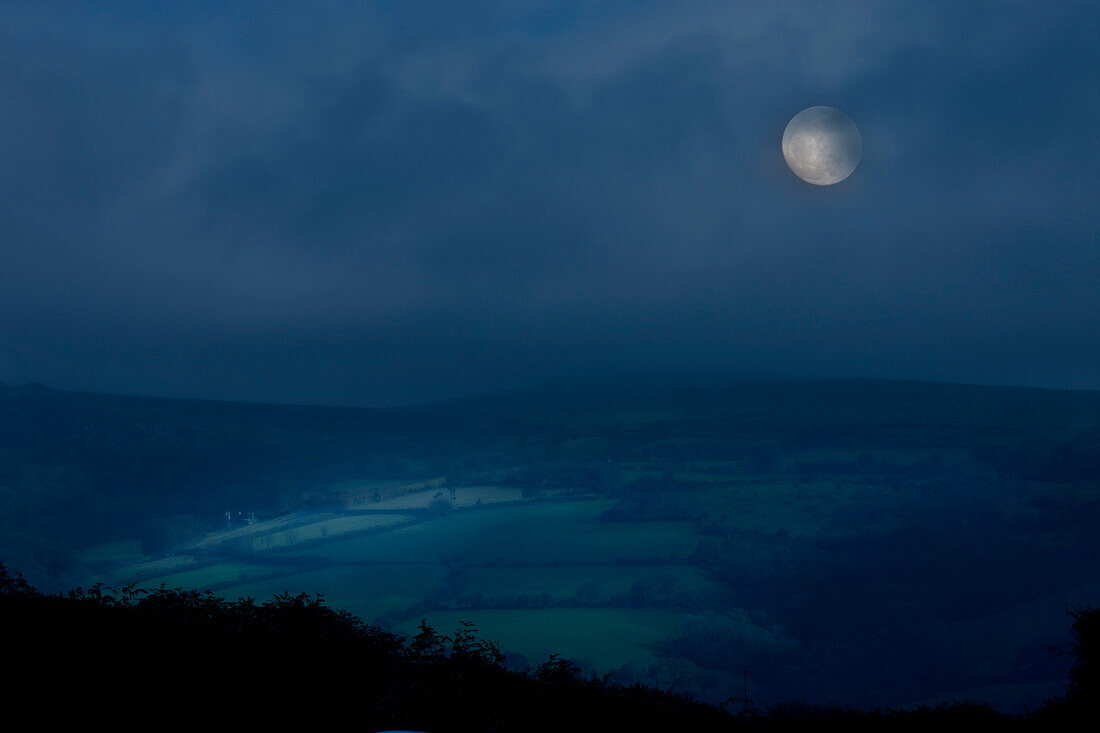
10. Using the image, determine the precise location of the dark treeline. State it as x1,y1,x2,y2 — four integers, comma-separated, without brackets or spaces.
0,564,1095,731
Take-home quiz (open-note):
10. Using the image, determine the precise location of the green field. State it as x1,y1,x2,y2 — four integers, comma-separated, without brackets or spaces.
361,485,526,510
76,539,146,566
395,608,681,669
96,554,199,585
459,564,716,604
94,497,706,675
293,501,698,565
248,513,418,550
136,562,284,591
677,482,839,536
225,563,449,621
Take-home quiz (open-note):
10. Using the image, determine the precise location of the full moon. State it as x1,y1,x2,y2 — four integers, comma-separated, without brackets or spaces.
782,106,862,185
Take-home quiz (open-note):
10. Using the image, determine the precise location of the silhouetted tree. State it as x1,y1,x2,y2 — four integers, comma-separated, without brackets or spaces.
451,620,504,667
1066,605,1098,714
0,563,33,595
536,653,581,685
409,618,447,661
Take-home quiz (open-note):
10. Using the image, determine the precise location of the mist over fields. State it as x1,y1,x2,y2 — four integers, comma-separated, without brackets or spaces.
3,376,1099,710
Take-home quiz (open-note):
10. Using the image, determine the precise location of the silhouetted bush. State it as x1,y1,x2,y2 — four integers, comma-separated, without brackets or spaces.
1066,605,1098,712
1,563,1094,730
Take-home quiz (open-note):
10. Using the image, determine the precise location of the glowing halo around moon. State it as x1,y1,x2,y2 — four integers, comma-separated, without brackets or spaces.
782,106,862,185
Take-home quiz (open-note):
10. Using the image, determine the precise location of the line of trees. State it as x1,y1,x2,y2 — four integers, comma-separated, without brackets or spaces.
1,562,1095,729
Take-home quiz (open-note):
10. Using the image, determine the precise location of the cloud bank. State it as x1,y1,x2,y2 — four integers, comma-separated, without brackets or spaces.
0,1,1097,404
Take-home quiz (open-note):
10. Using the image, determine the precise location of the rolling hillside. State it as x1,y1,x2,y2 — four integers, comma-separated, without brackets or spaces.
3,377,1099,709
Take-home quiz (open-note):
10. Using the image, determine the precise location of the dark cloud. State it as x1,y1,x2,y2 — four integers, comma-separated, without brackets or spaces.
0,2,1097,405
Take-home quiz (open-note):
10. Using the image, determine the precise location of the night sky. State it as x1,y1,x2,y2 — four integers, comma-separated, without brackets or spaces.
1,1,1097,406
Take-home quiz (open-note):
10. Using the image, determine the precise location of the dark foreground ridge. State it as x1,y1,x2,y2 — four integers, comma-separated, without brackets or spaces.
1,565,1094,731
